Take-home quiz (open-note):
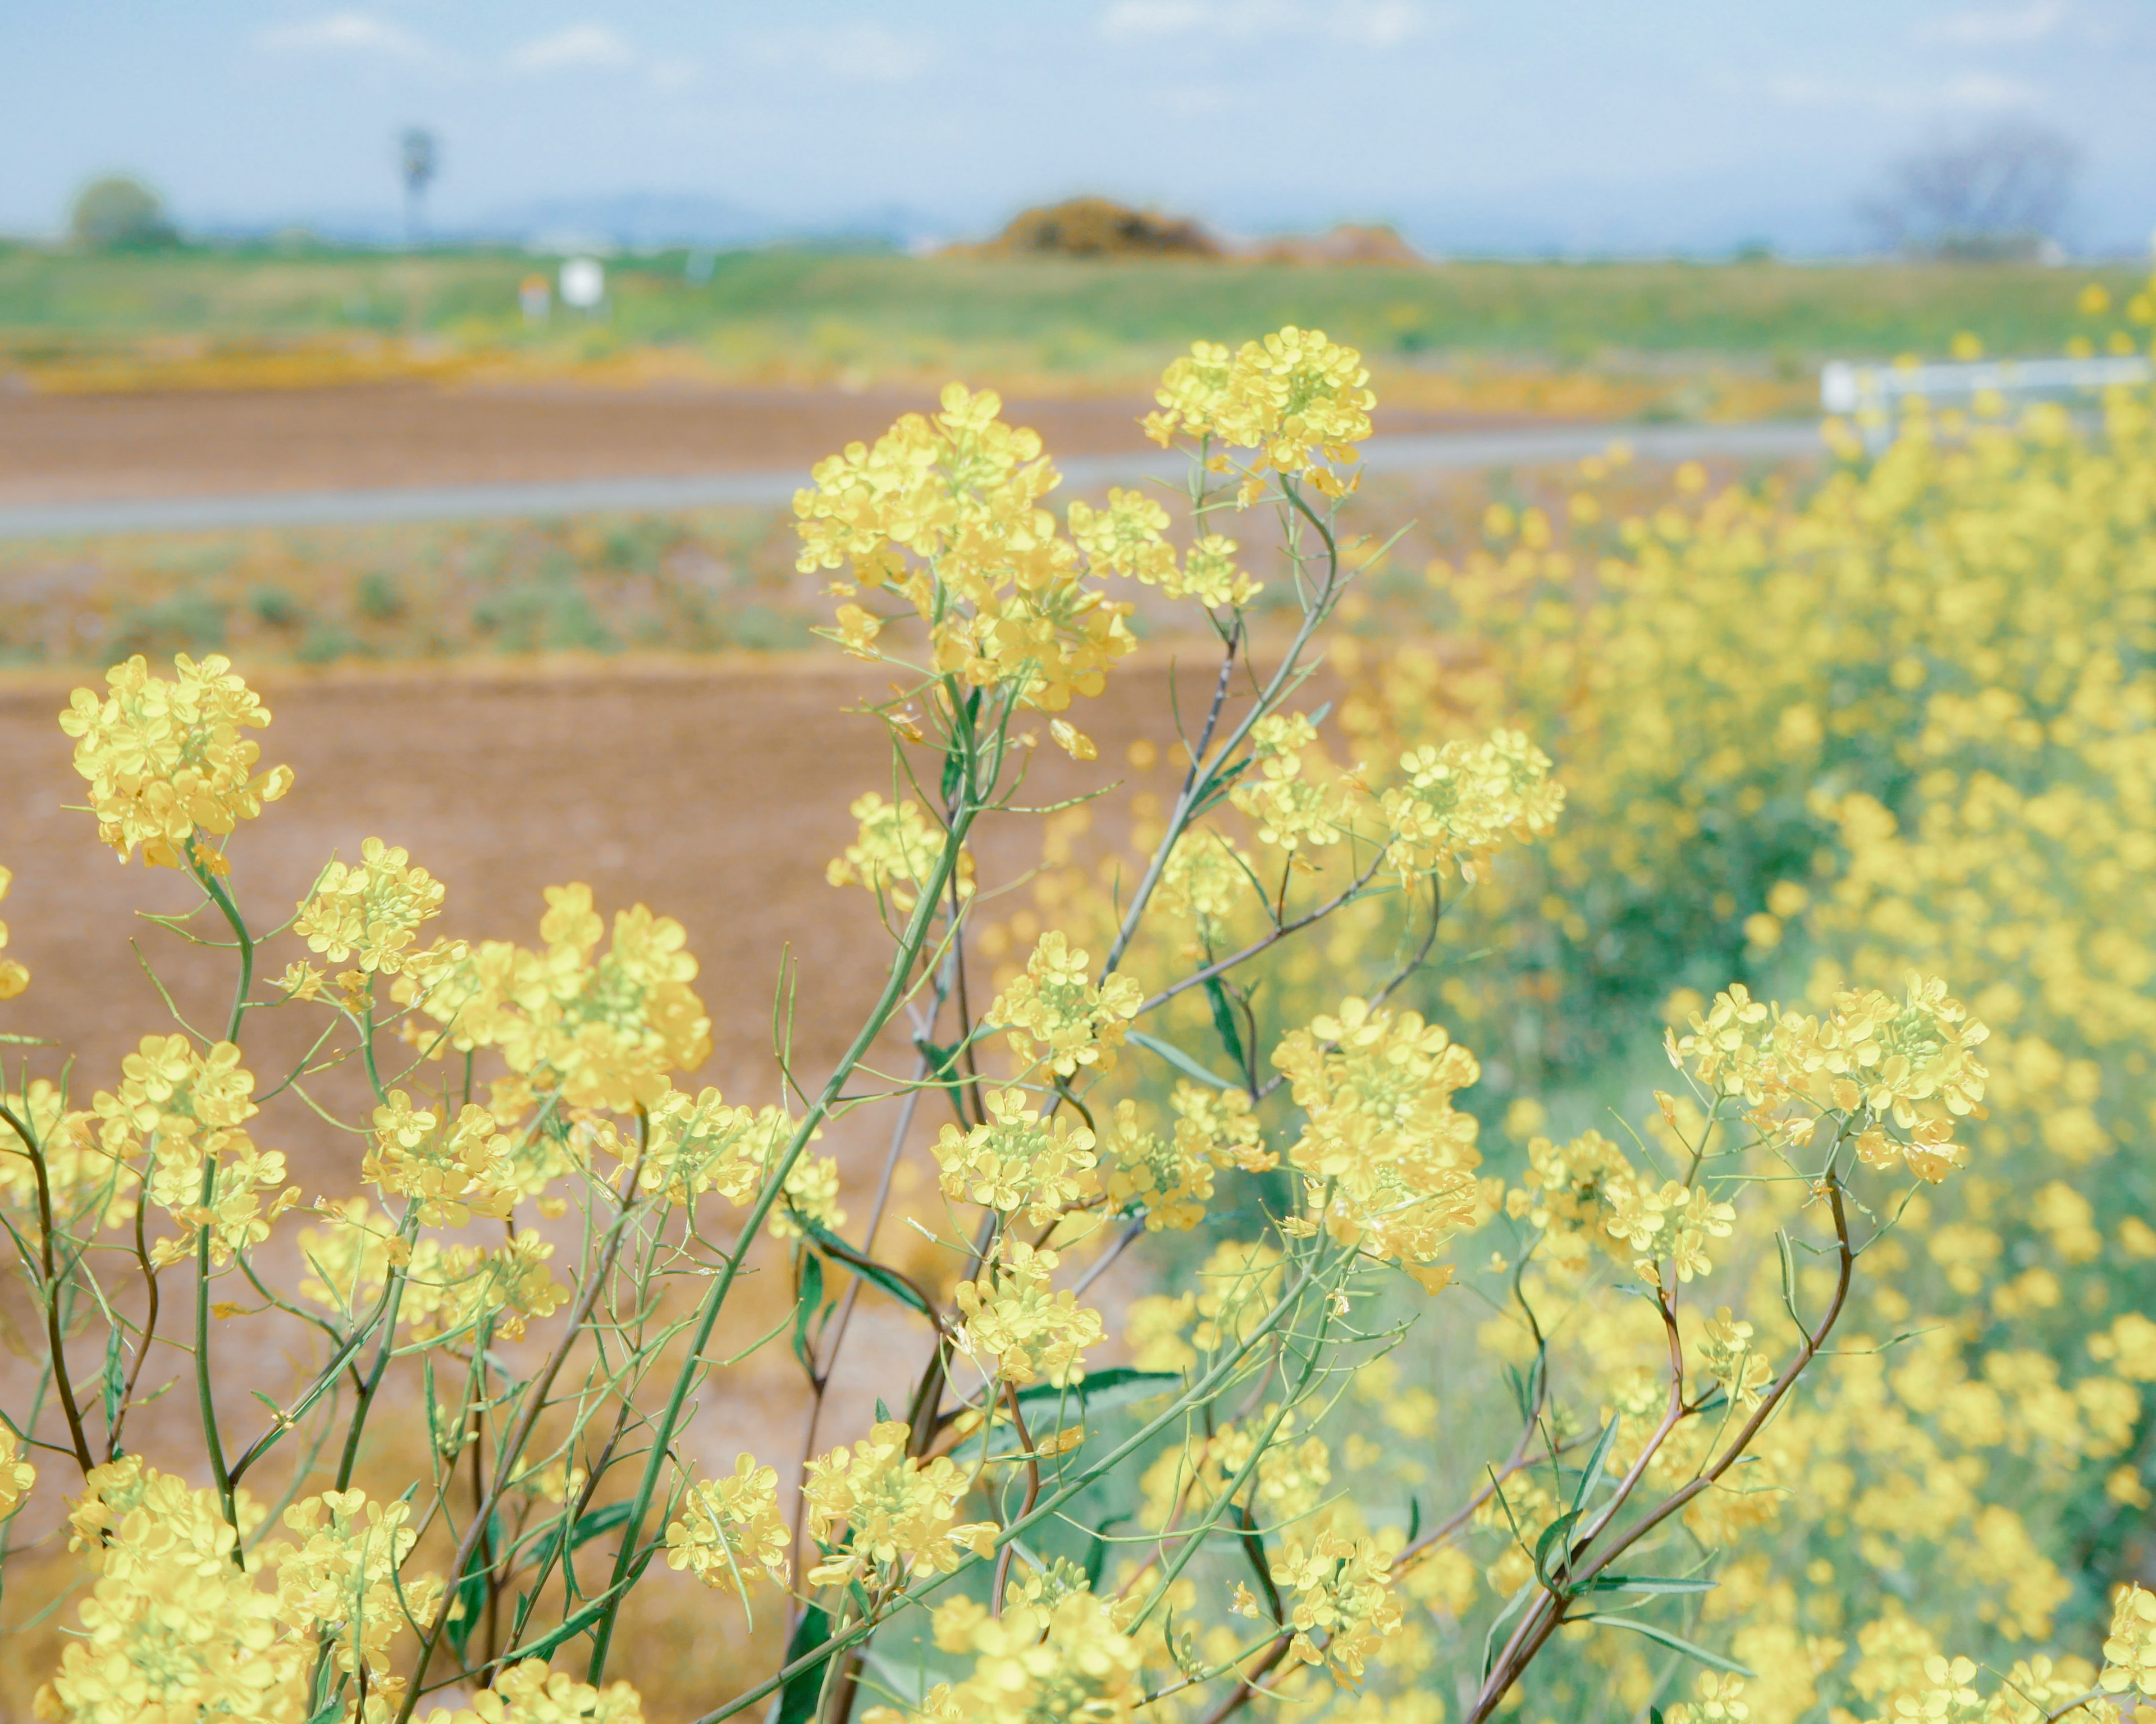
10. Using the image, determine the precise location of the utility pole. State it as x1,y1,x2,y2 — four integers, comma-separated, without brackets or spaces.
399,127,440,249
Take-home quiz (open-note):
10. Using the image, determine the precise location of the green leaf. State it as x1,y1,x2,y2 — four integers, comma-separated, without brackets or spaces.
1571,1416,1620,1517
528,1500,634,1575
1127,1031,1237,1091
1579,1575,1721,1596
1203,977,1248,1077
305,1694,345,1724
792,1250,828,1382
442,1511,506,1662
509,1593,615,1664
1406,1497,1423,1545
775,1604,834,1724
101,1327,127,1438
1578,1615,1754,1677
1533,1507,1584,1585
801,1219,934,1318
1012,1366,1181,1418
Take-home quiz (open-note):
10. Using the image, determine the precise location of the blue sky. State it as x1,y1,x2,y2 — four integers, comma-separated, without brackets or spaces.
6,1,2154,253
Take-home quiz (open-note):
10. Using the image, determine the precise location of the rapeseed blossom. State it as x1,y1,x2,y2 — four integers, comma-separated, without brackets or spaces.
60,653,293,867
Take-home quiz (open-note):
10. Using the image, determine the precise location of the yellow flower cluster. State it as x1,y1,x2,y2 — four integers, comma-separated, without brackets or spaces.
0,1076,135,1233
827,792,974,913
92,1034,293,1265
0,864,28,999
363,1090,517,1226
1099,1096,1216,1231
989,931,1143,1078
293,836,446,973
400,1227,568,1342
1273,999,1485,1291
1671,977,1989,1182
403,884,712,1115
1270,1531,1403,1682
1153,827,1255,957
951,1240,1104,1387
417,1659,645,1724
267,1489,442,1693
1067,488,1262,610
2101,1584,2156,1698
800,1419,997,1590
0,1424,34,1518
1144,327,1376,498
42,1460,445,1724
1122,1238,1287,1373
1379,730,1563,882
931,1087,1098,1224
59,653,293,867
1230,712,1353,853
1605,1177,1737,1283
663,1454,791,1602
880,1581,1144,1724
793,383,1136,712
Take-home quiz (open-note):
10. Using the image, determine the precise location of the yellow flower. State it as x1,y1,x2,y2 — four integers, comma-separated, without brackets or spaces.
93,1035,294,1266
363,1091,517,1227
951,1240,1104,1387
2102,1583,2156,1697
1273,1531,1403,1682
866,1581,1143,1724
293,836,446,973
1378,729,1563,882
828,792,975,913
664,1454,791,1601
931,1087,1097,1224
1273,998,1484,1290
793,383,1136,714
1145,327,1376,492
58,652,293,867
0,863,28,999
417,1658,646,1724
989,930,1143,1078
0,1424,33,1519
800,1419,997,1589
270,1488,442,1688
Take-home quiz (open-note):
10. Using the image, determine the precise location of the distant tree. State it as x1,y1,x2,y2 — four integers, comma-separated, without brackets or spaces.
1859,120,2079,260
70,176,177,251
398,127,440,248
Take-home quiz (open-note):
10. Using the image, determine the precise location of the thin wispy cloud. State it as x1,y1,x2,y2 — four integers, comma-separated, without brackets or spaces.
1766,70,2044,112
507,25,638,75
745,24,935,85
254,10,437,61
1102,1,1436,48
1912,0,2070,48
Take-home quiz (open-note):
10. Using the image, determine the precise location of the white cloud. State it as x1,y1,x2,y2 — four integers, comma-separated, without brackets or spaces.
746,24,934,85
1912,0,2070,47
255,11,435,61
1100,1,1436,45
1765,70,2044,111
508,25,637,75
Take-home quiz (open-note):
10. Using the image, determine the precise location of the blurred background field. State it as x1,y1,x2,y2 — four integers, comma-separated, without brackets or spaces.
2,243,2144,410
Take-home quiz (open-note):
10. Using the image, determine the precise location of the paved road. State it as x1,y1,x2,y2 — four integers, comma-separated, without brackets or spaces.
0,419,1822,541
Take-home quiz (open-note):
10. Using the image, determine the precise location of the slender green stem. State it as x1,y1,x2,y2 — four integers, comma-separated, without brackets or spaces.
583,795,982,1684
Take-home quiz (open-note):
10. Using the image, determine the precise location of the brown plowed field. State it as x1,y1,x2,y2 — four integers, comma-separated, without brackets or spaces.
0,381,1528,504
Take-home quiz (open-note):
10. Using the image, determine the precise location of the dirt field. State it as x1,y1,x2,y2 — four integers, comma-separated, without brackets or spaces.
0,381,1519,505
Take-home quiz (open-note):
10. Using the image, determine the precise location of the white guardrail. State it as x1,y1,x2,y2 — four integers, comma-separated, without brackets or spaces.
1821,355,2152,416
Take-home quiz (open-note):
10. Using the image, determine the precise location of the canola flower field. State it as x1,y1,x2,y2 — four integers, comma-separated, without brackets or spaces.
3,288,2156,1724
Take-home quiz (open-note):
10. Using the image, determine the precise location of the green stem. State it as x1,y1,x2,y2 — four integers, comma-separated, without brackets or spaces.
583,796,981,1684
194,1152,241,1562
